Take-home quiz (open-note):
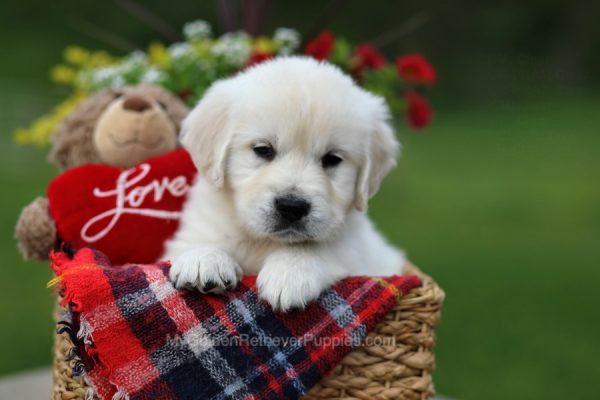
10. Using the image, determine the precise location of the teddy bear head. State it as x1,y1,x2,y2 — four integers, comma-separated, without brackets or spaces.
49,84,189,170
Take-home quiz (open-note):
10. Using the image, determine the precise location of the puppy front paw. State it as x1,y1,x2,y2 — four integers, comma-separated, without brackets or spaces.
257,250,335,312
169,247,242,294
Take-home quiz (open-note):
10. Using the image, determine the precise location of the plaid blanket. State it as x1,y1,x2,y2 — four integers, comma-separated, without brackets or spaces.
51,248,421,400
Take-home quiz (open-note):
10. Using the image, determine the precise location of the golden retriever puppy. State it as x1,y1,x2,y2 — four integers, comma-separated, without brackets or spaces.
164,56,405,311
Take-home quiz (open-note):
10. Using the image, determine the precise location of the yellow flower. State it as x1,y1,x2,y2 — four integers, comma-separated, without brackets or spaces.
14,90,87,147
13,128,32,145
87,51,114,67
64,46,90,65
254,37,276,53
50,65,76,85
148,42,169,65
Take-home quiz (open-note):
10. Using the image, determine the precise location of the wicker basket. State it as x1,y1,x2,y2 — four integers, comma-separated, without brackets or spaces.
51,264,444,400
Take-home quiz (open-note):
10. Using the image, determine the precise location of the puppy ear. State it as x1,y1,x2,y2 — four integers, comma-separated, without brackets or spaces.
355,100,400,211
180,81,233,188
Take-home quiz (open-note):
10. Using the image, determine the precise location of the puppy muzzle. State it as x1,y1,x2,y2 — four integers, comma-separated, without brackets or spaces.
268,194,314,241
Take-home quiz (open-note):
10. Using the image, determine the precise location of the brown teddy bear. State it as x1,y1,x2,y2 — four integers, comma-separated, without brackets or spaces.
15,84,189,261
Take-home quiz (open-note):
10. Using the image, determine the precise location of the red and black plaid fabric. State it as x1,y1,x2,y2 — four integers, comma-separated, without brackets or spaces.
51,248,421,400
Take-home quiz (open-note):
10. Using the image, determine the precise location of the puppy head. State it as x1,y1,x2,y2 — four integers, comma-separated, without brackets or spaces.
182,57,399,242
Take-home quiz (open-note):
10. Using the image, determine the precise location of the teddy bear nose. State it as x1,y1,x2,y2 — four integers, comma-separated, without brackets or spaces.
122,95,152,112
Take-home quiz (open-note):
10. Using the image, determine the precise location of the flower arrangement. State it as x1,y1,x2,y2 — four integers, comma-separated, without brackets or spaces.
15,20,436,147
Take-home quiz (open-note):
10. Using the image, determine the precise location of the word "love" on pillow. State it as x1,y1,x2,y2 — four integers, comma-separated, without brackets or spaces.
48,149,197,264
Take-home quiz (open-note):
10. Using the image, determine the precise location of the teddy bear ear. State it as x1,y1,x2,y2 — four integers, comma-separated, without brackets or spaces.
48,89,117,169
159,95,190,132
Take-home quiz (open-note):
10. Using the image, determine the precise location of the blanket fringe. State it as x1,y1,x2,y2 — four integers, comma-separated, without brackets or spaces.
77,315,94,345
85,387,96,400
47,275,63,288
112,387,130,400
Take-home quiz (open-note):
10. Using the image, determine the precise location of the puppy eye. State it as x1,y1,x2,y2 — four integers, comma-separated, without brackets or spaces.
253,144,276,161
157,101,168,110
321,152,343,169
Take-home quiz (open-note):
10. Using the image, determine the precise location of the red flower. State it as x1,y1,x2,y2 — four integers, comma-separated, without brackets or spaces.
396,54,437,85
305,31,335,61
245,51,273,68
355,44,386,70
405,90,433,130
352,43,386,81
178,88,193,101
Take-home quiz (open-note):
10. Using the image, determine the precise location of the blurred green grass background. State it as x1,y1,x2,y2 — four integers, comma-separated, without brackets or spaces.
1,1,599,399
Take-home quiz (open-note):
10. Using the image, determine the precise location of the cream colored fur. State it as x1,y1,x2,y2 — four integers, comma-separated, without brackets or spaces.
164,57,405,311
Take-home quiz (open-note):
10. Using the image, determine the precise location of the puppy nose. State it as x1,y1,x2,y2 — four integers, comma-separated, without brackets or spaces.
274,196,311,223
122,95,152,112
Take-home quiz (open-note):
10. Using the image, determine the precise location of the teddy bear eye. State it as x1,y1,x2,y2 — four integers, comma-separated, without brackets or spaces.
321,152,343,168
253,144,276,161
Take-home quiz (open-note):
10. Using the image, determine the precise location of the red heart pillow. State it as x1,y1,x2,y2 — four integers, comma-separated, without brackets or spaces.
48,149,197,264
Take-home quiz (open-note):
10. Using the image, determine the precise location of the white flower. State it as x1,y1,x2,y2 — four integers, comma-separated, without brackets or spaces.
140,68,165,84
168,42,194,59
211,31,252,67
111,76,126,87
86,66,126,88
274,27,301,55
93,67,118,82
125,50,148,63
183,20,212,40
121,51,148,73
